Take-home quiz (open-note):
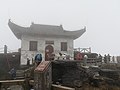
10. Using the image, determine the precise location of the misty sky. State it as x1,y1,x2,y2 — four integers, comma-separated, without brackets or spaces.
0,0,120,55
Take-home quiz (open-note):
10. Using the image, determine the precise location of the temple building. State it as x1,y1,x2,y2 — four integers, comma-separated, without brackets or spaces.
8,20,86,65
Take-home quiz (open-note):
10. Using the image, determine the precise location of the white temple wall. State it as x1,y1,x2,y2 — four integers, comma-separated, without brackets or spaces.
20,35,73,65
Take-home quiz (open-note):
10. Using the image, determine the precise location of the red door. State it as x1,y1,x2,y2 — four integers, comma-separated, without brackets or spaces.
45,45,54,61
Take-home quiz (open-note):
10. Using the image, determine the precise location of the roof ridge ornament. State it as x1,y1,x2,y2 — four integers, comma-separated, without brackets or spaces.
31,22,34,25
60,24,64,30
60,24,62,27
8,19,13,23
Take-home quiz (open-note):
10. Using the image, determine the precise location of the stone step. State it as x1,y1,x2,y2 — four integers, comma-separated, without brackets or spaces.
16,70,25,79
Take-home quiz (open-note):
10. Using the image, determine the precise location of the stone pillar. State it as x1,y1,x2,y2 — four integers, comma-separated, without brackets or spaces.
34,61,52,90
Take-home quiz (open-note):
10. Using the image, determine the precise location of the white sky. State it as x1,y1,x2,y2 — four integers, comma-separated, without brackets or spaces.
0,0,120,55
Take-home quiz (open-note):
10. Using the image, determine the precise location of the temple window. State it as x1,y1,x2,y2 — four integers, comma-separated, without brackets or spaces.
29,41,37,51
61,42,67,51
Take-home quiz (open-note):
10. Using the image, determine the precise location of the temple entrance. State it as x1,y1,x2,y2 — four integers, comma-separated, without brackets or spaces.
45,45,54,61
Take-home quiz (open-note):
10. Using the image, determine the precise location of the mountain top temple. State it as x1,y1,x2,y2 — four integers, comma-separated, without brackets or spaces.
8,20,86,65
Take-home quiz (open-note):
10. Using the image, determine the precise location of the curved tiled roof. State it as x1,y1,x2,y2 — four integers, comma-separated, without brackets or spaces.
8,20,86,40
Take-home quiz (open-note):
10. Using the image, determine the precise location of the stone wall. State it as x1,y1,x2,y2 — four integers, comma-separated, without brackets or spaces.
21,35,74,65
0,52,20,79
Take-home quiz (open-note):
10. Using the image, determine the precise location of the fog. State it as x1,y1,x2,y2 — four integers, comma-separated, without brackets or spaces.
0,0,120,55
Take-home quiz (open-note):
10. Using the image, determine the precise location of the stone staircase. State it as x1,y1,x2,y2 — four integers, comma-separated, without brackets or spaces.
16,70,25,79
